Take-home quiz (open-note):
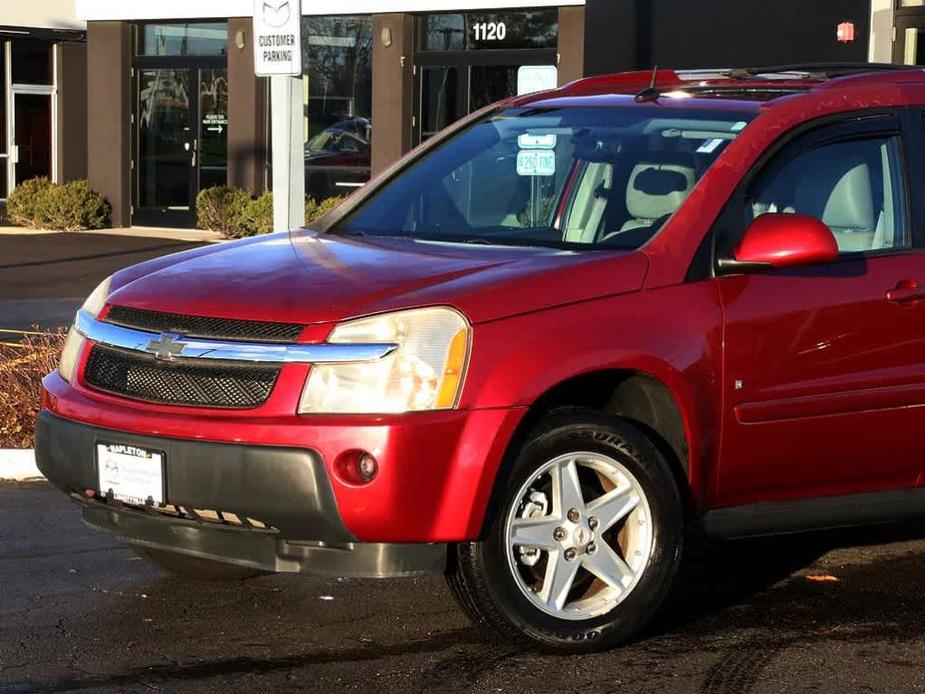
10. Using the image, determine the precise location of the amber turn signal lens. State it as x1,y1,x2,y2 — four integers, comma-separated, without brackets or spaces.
435,327,469,409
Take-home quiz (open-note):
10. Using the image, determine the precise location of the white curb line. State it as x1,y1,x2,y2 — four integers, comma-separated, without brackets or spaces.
0,449,43,481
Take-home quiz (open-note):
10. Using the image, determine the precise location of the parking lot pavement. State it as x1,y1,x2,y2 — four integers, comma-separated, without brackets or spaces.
0,233,208,332
3,483,925,693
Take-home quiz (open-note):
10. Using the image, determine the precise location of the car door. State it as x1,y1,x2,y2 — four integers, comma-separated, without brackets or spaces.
714,111,925,506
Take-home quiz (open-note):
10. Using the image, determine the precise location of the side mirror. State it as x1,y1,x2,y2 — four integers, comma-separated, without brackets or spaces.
718,213,840,273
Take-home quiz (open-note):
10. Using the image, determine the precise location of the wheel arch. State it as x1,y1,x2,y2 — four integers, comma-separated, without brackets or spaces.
478,367,698,538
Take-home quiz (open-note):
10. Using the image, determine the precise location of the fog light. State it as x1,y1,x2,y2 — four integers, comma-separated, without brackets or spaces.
334,451,380,486
358,454,379,482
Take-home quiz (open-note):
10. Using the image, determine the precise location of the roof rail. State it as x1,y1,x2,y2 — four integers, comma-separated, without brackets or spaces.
730,63,913,80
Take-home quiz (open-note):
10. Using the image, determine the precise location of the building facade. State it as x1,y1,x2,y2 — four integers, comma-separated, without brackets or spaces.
1,1,86,204
65,0,924,228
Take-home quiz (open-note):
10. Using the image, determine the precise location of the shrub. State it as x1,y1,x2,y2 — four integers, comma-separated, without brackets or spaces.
5,177,53,229
0,329,64,449
307,195,347,222
242,191,275,237
196,186,252,235
37,180,112,232
197,186,346,239
5,178,110,231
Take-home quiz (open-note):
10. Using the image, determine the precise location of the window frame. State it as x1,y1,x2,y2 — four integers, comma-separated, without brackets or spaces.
696,109,920,282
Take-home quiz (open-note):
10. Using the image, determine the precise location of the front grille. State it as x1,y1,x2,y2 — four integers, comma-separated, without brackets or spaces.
84,344,279,409
105,305,303,343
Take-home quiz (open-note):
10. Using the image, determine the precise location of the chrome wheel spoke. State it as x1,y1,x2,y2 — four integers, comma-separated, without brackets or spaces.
539,551,581,611
551,457,586,517
509,516,560,550
586,486,640,532
582,542,634,591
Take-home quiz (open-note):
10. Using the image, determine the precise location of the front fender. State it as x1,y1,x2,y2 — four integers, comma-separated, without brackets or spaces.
460,281,724,506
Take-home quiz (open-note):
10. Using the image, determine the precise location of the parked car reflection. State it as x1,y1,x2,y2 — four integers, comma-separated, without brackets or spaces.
305,118,371,201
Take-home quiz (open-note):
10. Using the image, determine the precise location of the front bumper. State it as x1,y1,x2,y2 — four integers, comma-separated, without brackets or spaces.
35,411,446,577
42,372,526,542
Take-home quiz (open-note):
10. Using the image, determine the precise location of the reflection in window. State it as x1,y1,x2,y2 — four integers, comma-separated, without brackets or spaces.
422,67,459,139
301,17,373,202
138,69,192,209
142,23,228,56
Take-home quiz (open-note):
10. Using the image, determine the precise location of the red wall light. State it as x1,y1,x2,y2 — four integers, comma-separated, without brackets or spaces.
837,21,856,43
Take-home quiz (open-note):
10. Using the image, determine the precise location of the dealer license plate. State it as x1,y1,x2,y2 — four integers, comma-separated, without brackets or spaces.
96,442,165,506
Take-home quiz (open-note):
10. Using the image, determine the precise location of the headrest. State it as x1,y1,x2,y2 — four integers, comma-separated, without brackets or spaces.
626,161,696,221
794,145,875,231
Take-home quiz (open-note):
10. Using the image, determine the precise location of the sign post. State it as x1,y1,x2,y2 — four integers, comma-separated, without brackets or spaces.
253,0,305,232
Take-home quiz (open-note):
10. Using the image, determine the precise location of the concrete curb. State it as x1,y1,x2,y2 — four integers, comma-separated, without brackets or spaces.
0,449,43,481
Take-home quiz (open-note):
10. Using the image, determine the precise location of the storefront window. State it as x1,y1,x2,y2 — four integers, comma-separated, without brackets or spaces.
301,17,373,202
141,23,228,56
423,10,558,51
199,69,229,191
11,40,53,85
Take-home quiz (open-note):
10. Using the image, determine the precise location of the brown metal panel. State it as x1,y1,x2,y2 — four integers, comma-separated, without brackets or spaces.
558,6,586,86
56,42,88,184
87,21,132,227
228,17,267,195
371,13,415,176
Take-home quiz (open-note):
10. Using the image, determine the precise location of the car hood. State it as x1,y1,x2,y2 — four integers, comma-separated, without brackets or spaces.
107,231,649,327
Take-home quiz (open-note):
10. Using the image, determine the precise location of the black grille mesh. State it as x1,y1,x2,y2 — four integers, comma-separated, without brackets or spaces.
84,345,279,409
105,306,303,343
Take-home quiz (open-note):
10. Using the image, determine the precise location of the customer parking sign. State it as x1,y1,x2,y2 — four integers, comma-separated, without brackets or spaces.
253,0,302,76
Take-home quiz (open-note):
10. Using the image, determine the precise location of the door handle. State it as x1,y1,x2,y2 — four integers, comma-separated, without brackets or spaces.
887,279,925,305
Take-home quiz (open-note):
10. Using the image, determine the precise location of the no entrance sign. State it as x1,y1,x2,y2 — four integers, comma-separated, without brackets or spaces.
253,0,302,76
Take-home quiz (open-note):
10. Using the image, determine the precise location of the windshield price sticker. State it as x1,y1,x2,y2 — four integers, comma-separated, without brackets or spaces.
697,138,725,154
517,150,556,177
253,0,303,76
518,133,557,150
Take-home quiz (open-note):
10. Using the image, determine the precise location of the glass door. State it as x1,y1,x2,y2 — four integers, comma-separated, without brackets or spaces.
134,68,228,227
136,68,196,226
11,91,53,186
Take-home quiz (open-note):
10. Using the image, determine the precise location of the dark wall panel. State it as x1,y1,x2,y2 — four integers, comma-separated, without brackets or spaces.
584,0,642,75
648,0,870,68
585,0,871,75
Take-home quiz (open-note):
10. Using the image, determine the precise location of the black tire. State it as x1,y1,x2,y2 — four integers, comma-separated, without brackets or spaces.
132,547,267,581
446,409,684,653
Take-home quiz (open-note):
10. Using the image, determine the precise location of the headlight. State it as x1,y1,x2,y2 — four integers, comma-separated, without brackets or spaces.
82,275,113,319
299,307,470,414
58,275,113,381
58,325,84,383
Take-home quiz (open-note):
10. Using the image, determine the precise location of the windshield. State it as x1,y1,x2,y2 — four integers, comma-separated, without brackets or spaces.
335,106,755,250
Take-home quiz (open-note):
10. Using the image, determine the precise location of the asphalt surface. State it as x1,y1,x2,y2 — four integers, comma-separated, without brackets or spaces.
0,233,206,332
4,482,925,693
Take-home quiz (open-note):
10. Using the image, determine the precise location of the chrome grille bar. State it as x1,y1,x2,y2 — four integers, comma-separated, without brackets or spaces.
75,310,397,365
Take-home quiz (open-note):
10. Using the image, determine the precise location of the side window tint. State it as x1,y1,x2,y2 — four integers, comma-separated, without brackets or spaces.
748,136,907,254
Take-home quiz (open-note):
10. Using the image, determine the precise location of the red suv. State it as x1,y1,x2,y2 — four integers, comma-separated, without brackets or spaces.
37,65,925,652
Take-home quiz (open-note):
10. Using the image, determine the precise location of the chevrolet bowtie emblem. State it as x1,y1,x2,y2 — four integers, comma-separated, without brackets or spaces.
145,333,187,361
